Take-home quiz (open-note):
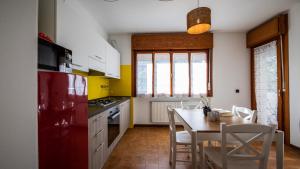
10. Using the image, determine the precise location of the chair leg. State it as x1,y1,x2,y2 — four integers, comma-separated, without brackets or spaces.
169,143,172,164
169,133,174,165
203,155,208,169
171,145,176,169
198,142,203,156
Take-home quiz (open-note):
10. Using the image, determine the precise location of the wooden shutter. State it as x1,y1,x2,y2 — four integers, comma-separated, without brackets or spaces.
132,32,213,50
246,15,287,48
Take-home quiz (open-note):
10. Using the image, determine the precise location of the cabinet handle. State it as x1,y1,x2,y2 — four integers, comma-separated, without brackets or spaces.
95,129,104,137
95,55,103,60
95,143,103,152
94,116,103,122
72,63,82,67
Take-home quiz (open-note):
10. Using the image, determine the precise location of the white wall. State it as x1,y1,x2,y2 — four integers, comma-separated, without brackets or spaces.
0,0,38,169
110,33,250,124
289,2,300,148
211,33,250,109
109,34,132,65
74,0,108,40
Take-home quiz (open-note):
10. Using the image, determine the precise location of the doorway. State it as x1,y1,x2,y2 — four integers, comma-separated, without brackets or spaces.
253,41,283,128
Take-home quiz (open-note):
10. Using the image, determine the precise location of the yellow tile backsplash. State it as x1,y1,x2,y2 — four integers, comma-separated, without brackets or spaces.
73,65,131,100
73,66,133,128
72,70,110,100
88,76,110,100
109,65,132,96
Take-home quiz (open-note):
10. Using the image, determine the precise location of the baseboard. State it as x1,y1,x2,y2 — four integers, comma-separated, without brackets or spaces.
133,124,183,128
288,144,300,151
133,124,168,127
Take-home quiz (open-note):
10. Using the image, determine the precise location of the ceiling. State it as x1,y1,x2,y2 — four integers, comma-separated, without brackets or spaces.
79,0,299,34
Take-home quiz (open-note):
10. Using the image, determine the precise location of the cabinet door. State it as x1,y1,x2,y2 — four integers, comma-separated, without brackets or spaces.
92,143,104,169
113,49,120,79
89,112,108,169
105,44,120,79
119,103,125,135
89,56,105,73
125,101,130,129
119,100,130,135
105,44,114,77
56,0,89,72
95,36,106,63
91,34,106,64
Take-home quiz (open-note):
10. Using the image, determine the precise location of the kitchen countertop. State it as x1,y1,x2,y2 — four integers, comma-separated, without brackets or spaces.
88,96,130,118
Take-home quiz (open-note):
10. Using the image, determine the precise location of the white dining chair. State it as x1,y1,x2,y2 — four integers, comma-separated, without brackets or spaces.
180,100,201,110
167,106,202,169
232,105,257,123
203,123,276,169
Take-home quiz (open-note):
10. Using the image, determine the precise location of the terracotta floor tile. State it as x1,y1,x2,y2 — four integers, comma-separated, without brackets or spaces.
103,126,300,169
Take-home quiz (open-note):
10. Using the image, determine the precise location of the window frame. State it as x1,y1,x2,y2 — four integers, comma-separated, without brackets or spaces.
132,49,213,97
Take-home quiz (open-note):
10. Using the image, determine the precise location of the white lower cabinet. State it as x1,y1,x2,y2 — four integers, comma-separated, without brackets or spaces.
89,99,130,169
89,111,108,169
120,100,130,136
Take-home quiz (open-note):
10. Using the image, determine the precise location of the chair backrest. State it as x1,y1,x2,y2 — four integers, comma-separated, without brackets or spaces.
232,105,257,123
167,106,176,143
220,123,276,169
181,101,201,109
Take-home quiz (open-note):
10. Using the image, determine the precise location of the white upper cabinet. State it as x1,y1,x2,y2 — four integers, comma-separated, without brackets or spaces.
39,0,120,76
105,43,120,79
56,0,91,72
89,34,106,73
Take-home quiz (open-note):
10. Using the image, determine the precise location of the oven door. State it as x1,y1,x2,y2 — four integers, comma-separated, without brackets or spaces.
107,110,120,147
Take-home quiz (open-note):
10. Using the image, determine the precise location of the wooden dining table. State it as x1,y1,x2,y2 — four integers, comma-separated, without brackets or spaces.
174,108,284,169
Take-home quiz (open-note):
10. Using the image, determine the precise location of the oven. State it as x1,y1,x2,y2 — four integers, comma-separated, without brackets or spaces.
107,106,120,147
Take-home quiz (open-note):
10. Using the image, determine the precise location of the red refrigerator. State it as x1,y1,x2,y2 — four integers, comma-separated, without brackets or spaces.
38,71,88,169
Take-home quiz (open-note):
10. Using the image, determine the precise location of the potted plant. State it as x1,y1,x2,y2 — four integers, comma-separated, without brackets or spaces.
199,95,211,116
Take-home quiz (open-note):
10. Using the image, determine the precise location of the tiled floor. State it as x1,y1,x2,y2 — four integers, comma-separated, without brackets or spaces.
103,127,300,169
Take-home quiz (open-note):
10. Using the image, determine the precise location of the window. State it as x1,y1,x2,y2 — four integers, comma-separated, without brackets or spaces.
135,50,212,97
173,53,189,96
191,52,207,96
154,53,171,96
136,53,152,96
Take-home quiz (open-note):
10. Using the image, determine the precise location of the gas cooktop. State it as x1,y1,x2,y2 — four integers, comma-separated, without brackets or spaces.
88,98,116,107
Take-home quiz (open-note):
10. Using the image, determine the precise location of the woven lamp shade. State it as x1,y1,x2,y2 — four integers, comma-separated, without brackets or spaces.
187,7,211,34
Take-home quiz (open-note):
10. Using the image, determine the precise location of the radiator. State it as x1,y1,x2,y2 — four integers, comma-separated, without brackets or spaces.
151,102,181,123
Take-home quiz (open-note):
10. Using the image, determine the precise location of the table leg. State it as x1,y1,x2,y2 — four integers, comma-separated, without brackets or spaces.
275,131,284,169
192,131,198,169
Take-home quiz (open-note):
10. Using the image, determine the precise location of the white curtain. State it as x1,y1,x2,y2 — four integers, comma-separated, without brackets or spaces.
136,53,153,97
173,53,189,97
191,52,207,97
154,53,171,97
254,41,278,126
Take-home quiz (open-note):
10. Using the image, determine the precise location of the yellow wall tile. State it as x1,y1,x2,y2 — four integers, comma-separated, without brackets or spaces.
109,65,131,96
73,70,109,100
88,76,109,100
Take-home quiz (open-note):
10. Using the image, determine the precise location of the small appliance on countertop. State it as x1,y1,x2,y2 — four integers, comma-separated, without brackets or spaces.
38,38,72,73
